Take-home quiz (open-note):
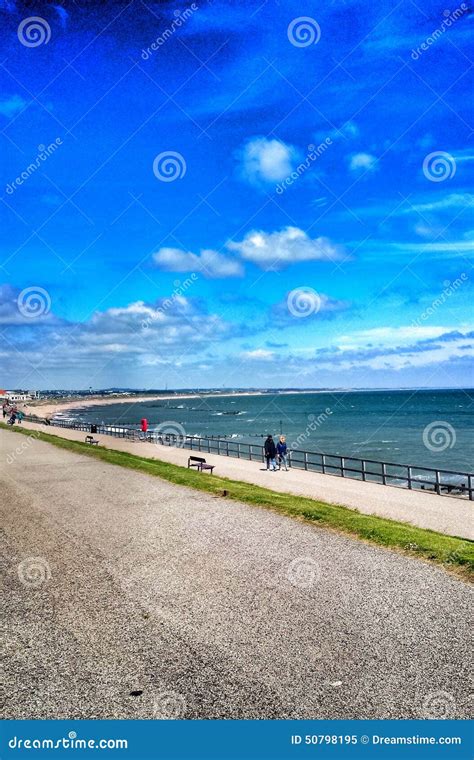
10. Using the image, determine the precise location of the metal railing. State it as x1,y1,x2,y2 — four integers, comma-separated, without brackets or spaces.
26,415,473,500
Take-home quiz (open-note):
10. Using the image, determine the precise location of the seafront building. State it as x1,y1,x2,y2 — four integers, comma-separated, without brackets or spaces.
0,389,39,402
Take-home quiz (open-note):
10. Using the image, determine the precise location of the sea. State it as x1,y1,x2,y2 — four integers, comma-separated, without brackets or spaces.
59,389,473,473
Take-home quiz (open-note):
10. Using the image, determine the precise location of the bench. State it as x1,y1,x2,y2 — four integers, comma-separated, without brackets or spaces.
85,435,100,446
188,455,215,474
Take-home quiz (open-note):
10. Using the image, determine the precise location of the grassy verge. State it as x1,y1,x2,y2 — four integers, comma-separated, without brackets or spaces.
2,422,473,580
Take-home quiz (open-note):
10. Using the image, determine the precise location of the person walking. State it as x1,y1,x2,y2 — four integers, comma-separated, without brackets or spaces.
17,410,24,424
277,435,289,470
264,434,277,471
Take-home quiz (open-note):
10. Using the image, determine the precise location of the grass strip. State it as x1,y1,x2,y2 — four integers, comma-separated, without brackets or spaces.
2,422,473,580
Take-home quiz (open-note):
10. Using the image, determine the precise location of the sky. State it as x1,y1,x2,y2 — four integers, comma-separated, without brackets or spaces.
0,0,473,390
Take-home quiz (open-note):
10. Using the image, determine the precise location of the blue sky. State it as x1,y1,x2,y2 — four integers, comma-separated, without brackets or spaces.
1,0,473,390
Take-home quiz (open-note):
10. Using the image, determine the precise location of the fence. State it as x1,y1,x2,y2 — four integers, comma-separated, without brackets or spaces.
26,415,473,500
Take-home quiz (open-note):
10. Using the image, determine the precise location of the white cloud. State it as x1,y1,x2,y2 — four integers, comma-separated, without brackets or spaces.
227,226,345,270
336,325,470,349
401,192,474,215
238,136,296,184
0,95,28,118
348,152,378,173
152,248,244,278
240,349,274,360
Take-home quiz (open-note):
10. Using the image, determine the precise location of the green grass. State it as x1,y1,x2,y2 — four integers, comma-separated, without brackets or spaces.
2,422,473,580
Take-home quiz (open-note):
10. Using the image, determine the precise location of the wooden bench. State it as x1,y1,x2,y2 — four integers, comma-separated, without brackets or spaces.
188,455,215,474
85,435,100,446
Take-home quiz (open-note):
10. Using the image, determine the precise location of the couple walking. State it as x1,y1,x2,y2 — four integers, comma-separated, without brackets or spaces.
264,434,289,471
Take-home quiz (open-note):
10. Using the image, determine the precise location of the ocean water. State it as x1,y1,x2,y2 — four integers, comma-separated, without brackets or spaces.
62,389,473,472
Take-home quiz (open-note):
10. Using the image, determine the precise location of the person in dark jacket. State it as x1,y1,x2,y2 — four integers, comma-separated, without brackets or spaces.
277,435,289,470
264,434,277,471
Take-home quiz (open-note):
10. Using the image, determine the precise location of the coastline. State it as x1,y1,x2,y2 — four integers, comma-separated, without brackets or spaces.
25,389,334,419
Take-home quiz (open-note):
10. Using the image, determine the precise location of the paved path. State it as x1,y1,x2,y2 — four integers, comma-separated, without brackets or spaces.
1,429,472,720
16,420,474,539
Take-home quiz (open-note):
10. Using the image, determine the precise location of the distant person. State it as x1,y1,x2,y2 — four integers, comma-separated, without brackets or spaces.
8,411,16,426
140,418,148,439
277,435,288,470
2,405,6,419
17,410,24,424
264,434,277,471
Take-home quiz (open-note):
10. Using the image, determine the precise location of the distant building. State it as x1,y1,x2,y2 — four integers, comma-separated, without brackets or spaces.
0,390,39,402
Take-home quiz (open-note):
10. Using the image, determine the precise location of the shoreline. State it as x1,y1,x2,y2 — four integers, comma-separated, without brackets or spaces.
25,389,337,419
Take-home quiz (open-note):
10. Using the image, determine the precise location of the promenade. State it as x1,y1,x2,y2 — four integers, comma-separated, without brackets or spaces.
15,420,474,540
1,428,472,719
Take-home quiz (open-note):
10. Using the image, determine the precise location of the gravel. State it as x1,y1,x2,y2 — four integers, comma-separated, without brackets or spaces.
1,429,472,719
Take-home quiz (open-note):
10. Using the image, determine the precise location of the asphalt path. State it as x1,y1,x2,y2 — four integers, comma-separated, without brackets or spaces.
1,429,472,719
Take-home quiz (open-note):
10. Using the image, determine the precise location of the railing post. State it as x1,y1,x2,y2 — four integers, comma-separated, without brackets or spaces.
226,441,229,456
469,475,473,501
382,463,387,485
435,470,441,495
341,457,345,477
237,443,241,458
322,454,326,474
304,452,308,471
407,466,412,489
362,460,366,481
